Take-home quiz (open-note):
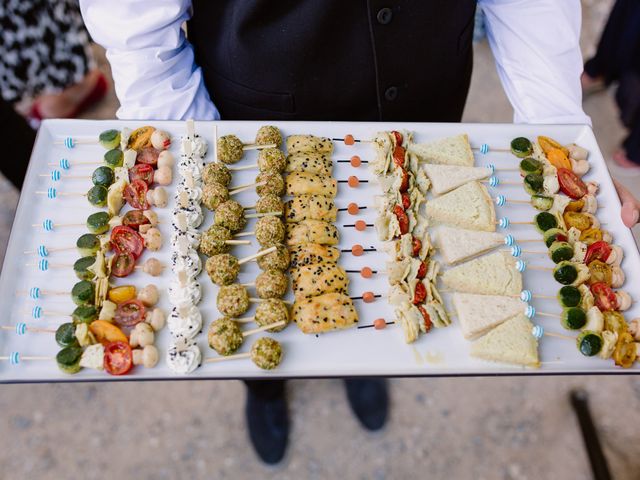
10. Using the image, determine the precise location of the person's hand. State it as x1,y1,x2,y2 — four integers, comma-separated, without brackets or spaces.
613,179,640,228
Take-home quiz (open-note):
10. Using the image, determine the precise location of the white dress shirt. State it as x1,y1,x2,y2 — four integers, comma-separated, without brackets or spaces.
79,0,591,125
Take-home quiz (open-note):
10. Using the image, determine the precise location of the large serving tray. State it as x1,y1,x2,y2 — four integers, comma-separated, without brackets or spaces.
0,119,638,383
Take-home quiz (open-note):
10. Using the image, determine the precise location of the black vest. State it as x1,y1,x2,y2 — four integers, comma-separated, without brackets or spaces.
188,0,476,122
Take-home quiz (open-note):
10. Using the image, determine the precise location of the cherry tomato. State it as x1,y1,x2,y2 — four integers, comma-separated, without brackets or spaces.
124,179,149,210
129,163,154,186
114,299,146,327
136,146,159,166
401,192,411,210
112,251,136,277
392,130,403,145
399,168,409,192
590,282,618,311
417,306,432,332
413,282,427,305
393,145,406,168
104,341,133,376
584,241,612,265
546,148,572,170
122,210,150,230
416,261,427,279
393,205,409,235
111,225,144,259
411,237,422,257
557,168,587,200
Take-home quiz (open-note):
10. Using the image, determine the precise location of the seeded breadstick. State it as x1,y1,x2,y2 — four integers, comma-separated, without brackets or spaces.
286,220,339,246
292,292,358,334
285,172,337,197
289,243,340,268
286,153,333,175
286,135,334,155
284,195,337,223
291,263,349,298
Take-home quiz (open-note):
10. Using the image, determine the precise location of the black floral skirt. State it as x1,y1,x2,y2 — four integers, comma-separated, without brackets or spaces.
0,0,92,104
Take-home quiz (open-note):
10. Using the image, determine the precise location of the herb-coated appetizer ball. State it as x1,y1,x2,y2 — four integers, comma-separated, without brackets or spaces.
202,182,229,211
256,172,285,196
255,215,285,247
206,253,239,286
255,194,284,215
255,270,288,299
255,299,289,333
256,243,290,272
214,200,247,232
255,126,282,148
257,148,286,173
199,225,232,256
202,162,232,186
208,317,243,355
217,135,244,164
217,284,250,317
251,337,283,370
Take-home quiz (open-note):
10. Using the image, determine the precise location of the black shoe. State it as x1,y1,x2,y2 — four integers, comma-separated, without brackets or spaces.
245,381,289,464
344,378,389,431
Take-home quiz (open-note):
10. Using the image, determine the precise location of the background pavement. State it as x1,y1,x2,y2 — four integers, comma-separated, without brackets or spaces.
1,2,639,479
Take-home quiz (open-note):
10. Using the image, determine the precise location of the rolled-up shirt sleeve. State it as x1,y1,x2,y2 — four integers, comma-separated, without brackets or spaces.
79,0,219,120
480,0,591,126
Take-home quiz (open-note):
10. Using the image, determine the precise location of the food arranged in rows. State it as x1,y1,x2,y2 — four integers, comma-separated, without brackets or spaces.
14,126,174,375
507,135,638,367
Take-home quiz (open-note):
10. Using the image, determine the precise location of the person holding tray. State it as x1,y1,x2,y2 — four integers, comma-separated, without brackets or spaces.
80,0,638,464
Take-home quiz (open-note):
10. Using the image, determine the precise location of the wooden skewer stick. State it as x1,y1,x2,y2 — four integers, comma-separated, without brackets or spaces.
543,330,576,341
0,355,53,361
482,179,521,186
234,231,256,238
238,246,277,266
35,190,86,197
247,297,293,305
225,240,251,245
242,143,277,151
235,316,255,324
241,283,256,288
229,181,266,196
0,325,57,333
471,145,511,153
242,320,286,337
204,352,251,364
228,164,258,171
534,311,561,319
23,246,75,254
47,160,99,166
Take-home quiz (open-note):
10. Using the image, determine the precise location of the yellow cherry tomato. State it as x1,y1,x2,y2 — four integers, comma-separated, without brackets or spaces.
107,285,137,304
547,148,572,170
564,211,592,231
603,311,628,336
565,199,585,212
579,228,603,245
587,260,612,286
613,332,637,368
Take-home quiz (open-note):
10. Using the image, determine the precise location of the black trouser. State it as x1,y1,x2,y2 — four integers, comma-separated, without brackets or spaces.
0,99,35,189
584,0,640,164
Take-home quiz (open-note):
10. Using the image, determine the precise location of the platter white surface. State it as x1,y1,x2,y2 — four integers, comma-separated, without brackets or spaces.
0,119,638,382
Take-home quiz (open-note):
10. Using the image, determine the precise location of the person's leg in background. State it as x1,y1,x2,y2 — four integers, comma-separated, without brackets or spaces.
244,380,288,464
614,72,640,168
0,98,35,189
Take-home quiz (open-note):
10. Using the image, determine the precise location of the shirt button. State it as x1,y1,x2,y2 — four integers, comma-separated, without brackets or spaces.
384,86,398,101
377,8,393,25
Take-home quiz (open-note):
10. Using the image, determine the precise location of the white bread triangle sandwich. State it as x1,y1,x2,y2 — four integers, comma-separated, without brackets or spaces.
441,251,522,296
408,134,474,167
437,226,504,265
425,181,496,232
470,313,540,368
422,164,491,195
453,292,525,339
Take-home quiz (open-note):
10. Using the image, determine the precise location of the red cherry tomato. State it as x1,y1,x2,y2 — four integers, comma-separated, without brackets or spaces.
417,305,432,332
411,237,422,257
393,145,406,168
393,205,409,235
122,210,150,230
124,179,149,210
136,146,159,166
111,225,144,259
392,130,403,145
114,299,146,327
413,282,427,305
112,251,136,277
401,192,411,210
584,241,612,265
399,168,409,193
104,341,133,376
129,163,154,186
557,168,587,200
590,282,618,311
416,261,427,279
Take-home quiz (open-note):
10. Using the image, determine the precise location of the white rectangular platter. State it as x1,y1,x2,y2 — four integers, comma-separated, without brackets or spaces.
0,119,638,382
